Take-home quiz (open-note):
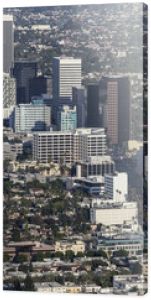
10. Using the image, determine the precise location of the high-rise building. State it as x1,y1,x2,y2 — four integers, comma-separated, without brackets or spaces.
13,60,38,104
100,76,130,145
14,103,51,133
3,15,14,74
87,84,103,128
72,87,87,128
52,57,82,101
57,105,77,131
33,128,107,164
3,73,16,108
104,172,128,202
29,76,52,100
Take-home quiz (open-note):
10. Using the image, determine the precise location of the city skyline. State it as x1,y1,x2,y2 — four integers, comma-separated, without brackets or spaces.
3,2,147,295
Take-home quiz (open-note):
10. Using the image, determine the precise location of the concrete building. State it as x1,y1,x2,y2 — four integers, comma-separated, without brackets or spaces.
87,84,103,128
100,76,130,145
4,142,23,160
3,15,14,74
55,240,85,254
72,87,87,128
74,177,104,195
3,73,16,108
52,57,81,100
76,156,115,178
104,172,128,202
14,103,51,133
90,202,138,226
57,105,77,131
33,128,107,164
95,234,143,257
13,60,38,104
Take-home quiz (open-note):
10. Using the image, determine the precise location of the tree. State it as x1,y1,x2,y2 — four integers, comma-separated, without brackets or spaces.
65,250,75,261
96,249,107,258
113,249,129,257
32,252,44,262
24,274,35,291
13,278,22,291
130,262,142,274
12,228,21,242
13,254,28,264
3,253,10,263
18,264,29,273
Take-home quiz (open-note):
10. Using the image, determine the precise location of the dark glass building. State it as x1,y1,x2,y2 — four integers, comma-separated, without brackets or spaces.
13,60,38,104
29,76,52,100
87,84,103,128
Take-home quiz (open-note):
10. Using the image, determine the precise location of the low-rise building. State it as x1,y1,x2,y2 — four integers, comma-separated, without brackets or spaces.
94,233,143,257
4,141,23,160
55,240,85,254
90,202,138,226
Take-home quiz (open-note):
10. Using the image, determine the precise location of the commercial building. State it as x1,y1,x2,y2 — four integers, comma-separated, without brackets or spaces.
72,87,87,128
100,76,130,145
87,84,103,128
14,103,51,133
13,60,38,104
74,177,104,195
57,105,77,131
33,128,107,164
52,57,81,100
3,73,16,108
76,156,115,178
104,172,128,202
3,15,14,74
95,234,143,257
90,202,138,226
29,76,51,100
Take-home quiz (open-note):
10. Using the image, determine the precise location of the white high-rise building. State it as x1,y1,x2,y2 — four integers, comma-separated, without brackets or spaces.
3,15,14,74
14,103,51,133
52,57,82,100
33,128,107,164
104,172,128,202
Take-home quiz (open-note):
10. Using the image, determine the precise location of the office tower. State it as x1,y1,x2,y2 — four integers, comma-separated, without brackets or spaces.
29,76,52,100
3,73,16,108
33,128,107,164
104,172,128,202
76,156,115,178
100,76,130,145
72,87,87,128
52,57,82,101
57,105,77,131
87,84,103,128
14,103,51,133
13,60,38,104
3,15,14,74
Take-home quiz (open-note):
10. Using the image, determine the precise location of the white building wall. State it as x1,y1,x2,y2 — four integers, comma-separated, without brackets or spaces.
105,172,128,202
90,202,138,226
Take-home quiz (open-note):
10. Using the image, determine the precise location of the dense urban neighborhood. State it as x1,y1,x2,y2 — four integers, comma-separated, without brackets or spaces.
3,2,147,295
